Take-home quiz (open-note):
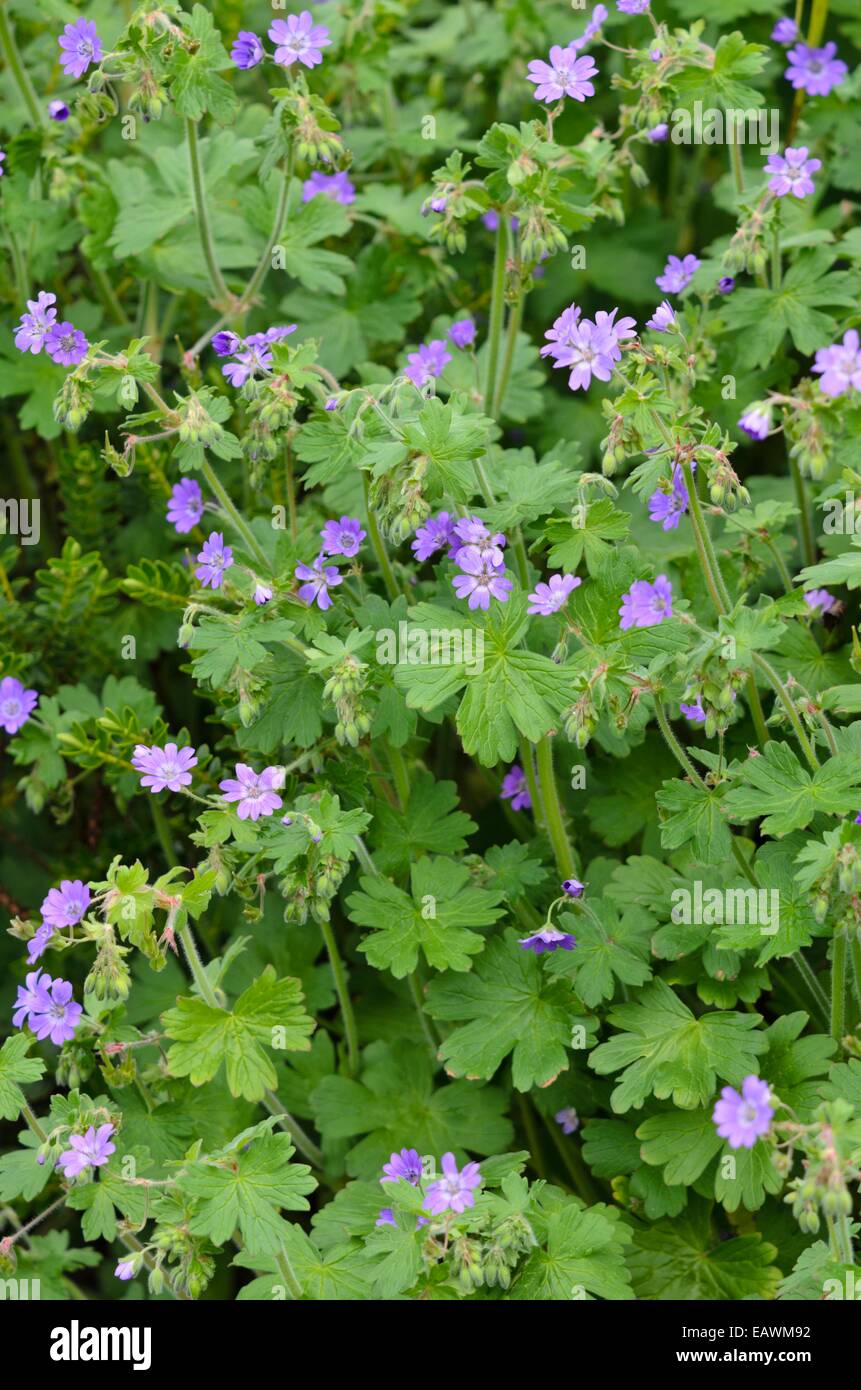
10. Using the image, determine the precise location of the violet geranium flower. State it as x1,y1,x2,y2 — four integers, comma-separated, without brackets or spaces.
29,976,83,1045
617,0,650,11
713,1075,773,1149
449,318,477,349
268,13,331,69
381,1149,423,1185
195,532,234,589
541,304,582,364
519,924,577,953
40,880,90,931
648,465,689,531
27,925,54,964
766,147,821,199
646,300,676,333
45,322,88,366
0,675,38,734
302,171,356,204
562,878,584,898
14,293,58,354
527,46,598,104
812,330,861,398
619,574,673,629
167,478,204,534
785,42,848,97
131,743,198,794
424,1153,482,1216
656,253,700,295
115,1260,136,1281
212,331,242,358
219,764,284,821
555,1107,579,1134
231,31,265,69
772,18,798,45
295,556,342,610
562,319,617,391
58,19,103,80
738,403,773,439
804,588,838,616
500,764,531,812
12,970,53,1031
681,699,707,725
411,512,457,562
647,123,669,142
57,1123,116,1178
320,516,366,558
404,339,452,387
48,100,70,121
451,548,512,610
527,573,581,615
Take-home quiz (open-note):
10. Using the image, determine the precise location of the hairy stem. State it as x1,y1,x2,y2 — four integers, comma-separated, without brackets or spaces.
483,216,508,412
319,915,359,1078
831,931,847,1043
185,118,230,306
362,471,401,601
200,457,271,572
0,6,45,127
534,735,576,880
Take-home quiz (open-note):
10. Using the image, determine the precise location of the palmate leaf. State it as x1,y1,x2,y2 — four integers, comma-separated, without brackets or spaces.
309,1040,512,1180
511,1199,634,1301
722,741,861,836
234,1226,371,1301
425,931,588,1091
162,967,315,1102
629,1197,780,1300
368,772,477,875
180,1133,316,1256
546,901,653,1007
655,778,733,864
0,1035,46,1121
348,856,505,977
589,977,766,1112
543,498,631,576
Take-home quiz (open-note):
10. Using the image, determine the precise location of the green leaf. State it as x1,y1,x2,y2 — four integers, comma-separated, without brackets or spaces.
629,1196,780,1300
0,1034,46,1121
722,742,861,836
512,1199,634,1300
547,901,653,1007
348,856,505,978
425,931,586,1090
169,5,239,123
181,1133,316,1255
163,967,315,1101
655,778,733,863
368,772,477,875
589,978,766,1112
544,498,631,576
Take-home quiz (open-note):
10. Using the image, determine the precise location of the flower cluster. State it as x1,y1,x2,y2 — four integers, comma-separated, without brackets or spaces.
0,675,38,735
13,969,82,1045
215,325,297,388
132,743,198,794
13,292,88,366
542,302,636,392
58,18,103,80
449,517,512,610
785,42,848,96
231,14,332,72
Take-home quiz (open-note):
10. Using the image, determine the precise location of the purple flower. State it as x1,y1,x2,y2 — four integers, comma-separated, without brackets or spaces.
738,403,773,439
411,512,457,562
219,764,284,821
27,925,54,964
212,331,242,358
448,318,476,349
646,300,676,333
424,1153,482,1216
617,0,650,11
375,1207,396,1227
320,515,366,558
812,330,861,398
195,531,234,589
500,764,531,812
40,880,90,931
12,970,52,1031
29,976,82,1045
718,276,736,294
222,344,273,387
804,588,838,616
253,582,273,605
48,100,70,122
295,556,342,610
527,47,598,104
649,48,662,61
231,30,264,69
562,879,584,898
0,149,5,176
115,1260,136,1281
131,743,198,794
648,465,689,531
0,675,38,734
269,13,331,68
766,146,821,199
57,1123,116,1178
772,18,798,45
451,548,512,609
166,478,204,534
619,574,673,630
58,19,103,80
14,292,58,354
519,924,577,953
681,699,706,725
482,211,520,232
647,123,669,143
713,1075,773,1149
594,307,637,353
382,1148,423,1185
541,304,581,364
555,1107,579,1134
785,42,847,97
656,253,700,295
404,339,452,387
527,573,581,615
302,171,356,204
562,319,617,391
452,516,506,567
45,321,88,366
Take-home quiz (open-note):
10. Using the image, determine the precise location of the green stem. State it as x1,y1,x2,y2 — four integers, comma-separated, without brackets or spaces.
791,950,830,1026
850,935,861,1025
770,220,782,292
541,1113,599,1205
483,216,508,411
185,118,230,306
517,1093,547,1180
21,1102,47,1142
729,142,745,198
148,797,178,868
789,452,816,569
285,446,298,542
408,971,440,1054
518,736,545,826
751,652,819,771
262,1090,324,1167
534,736,576,880
680,459,731,613
764,538,794,594
319,916,359,1078
362,471,401,601
746,675,771,747
201,457,270,571
492,292,523,417
0,5,45,127
240,158,293,309
386,740,411,810
177,922,219,1009
275,1247,305,1300
831,931,847,1043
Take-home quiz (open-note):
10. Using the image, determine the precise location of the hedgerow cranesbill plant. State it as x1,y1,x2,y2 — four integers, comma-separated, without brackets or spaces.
1,0,861,1305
